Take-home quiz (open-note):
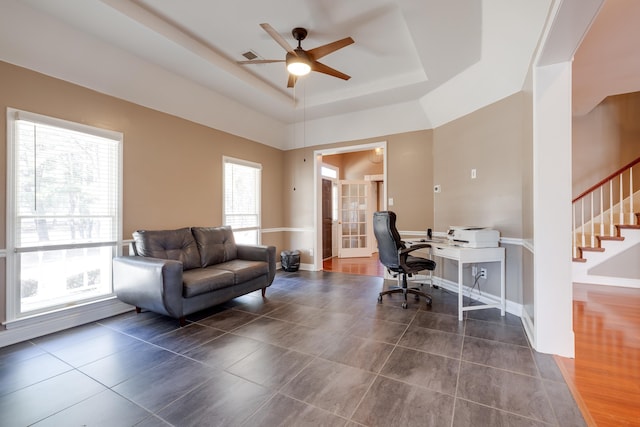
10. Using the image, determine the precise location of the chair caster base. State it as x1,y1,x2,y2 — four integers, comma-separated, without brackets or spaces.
402,302,408,309
377,294,383,304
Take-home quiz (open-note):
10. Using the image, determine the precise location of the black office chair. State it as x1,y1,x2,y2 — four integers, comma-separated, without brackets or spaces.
373,211,435,309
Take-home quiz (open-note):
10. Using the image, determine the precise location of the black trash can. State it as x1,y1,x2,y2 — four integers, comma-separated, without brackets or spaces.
280,250,301,272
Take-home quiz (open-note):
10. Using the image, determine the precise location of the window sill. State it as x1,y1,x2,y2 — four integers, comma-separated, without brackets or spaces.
1,297,132,347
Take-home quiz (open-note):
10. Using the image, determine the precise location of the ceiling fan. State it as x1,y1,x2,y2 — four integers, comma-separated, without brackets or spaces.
238,23,354,88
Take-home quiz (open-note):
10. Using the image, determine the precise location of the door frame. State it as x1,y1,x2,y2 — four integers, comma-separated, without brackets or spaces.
313,141,387,271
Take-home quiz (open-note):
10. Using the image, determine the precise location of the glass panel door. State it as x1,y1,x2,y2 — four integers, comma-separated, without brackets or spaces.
338,180,372,258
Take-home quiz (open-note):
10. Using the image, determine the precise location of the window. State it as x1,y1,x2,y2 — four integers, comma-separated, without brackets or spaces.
321,165,337,179
7,109,122,319
322,164,339,221
223,156,261,244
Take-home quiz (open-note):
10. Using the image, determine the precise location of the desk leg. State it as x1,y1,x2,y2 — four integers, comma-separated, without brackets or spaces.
458,261,464,321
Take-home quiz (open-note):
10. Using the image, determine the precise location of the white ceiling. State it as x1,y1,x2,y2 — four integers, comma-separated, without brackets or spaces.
1,0,554,149
572,0,640,116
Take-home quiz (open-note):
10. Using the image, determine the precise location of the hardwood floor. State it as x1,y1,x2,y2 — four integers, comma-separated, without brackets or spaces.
556,283,640,426
324,256,640,426
322,254,384,277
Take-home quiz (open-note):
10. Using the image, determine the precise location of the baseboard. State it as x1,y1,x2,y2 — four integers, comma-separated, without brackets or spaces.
429,276,522,317
521,309,536,348
0,298,133,348
276,262,314,272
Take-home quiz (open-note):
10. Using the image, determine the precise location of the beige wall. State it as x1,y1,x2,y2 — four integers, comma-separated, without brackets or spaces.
341,150,384,180
0,61,285,324
572,91,640,197
433,93,525,238
432,93,526,304
282,131,433,264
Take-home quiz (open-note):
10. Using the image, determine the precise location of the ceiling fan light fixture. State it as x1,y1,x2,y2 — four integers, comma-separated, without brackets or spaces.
286,49,311,76
287,60,311,76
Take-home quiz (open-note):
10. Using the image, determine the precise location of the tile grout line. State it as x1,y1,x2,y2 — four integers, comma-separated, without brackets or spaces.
345,307,419,423
450,313,466,427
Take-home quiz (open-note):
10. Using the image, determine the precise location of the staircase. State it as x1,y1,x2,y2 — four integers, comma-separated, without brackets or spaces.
572,158,640,288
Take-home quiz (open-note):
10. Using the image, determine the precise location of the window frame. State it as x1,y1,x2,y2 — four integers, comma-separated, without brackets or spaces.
222,156,262,244
6,108,123,321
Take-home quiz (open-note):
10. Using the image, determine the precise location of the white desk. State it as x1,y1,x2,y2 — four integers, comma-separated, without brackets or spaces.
410,241,506,321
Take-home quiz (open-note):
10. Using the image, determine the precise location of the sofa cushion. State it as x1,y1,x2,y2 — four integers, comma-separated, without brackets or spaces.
182,267,235,298
133,228,200,271
192,226,238,267
214,259,268,284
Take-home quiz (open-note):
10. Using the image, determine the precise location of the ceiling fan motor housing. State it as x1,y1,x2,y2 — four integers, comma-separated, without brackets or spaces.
291,27,308,44
287,49,310,64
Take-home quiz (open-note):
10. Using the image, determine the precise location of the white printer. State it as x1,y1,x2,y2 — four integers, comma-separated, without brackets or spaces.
447,226,500,248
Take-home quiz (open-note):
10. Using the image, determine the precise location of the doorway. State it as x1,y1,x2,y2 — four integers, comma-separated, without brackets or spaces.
322,178,333,260
313,141,387,271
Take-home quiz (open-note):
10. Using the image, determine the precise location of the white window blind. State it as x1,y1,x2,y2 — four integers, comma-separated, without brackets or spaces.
7,109,122,318
223,156,261,244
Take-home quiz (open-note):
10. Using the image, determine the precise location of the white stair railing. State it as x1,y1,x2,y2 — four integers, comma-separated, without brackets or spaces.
572,158,639,259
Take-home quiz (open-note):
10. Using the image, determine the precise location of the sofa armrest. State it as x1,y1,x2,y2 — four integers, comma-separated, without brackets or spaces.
236,244,277,285
113,256,184,318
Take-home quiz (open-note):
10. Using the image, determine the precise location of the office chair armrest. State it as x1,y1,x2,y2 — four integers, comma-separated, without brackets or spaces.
398,243,432,269
399,243,431,256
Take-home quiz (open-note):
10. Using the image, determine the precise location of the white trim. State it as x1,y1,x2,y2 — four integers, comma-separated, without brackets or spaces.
16,241,118,253
0,298,133,348
275,262,314,272
499,237,522,246
521,309,536,348
0,249,6,257
261,227,314,233
222,155,262,170
399,233,526,247
10,108,123,141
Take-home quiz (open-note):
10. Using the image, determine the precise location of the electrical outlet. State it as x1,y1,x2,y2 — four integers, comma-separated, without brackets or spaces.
480,268,487,279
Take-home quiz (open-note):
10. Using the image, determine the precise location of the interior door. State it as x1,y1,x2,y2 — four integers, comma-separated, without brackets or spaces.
322,179,333,260
338,180,373,258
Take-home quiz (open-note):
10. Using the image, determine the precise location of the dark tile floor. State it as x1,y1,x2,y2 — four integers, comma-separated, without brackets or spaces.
0,271,586,426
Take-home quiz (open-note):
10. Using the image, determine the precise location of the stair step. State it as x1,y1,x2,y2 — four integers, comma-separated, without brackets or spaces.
579,247,605,252
573,213,640,261
617,224,640,231
597,235,625,242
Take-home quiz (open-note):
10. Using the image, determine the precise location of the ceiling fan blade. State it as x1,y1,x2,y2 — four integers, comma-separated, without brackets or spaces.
287,74,297,88
307,37,354,61
311,61,351,80
237,59,285,64
260,23,296,55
